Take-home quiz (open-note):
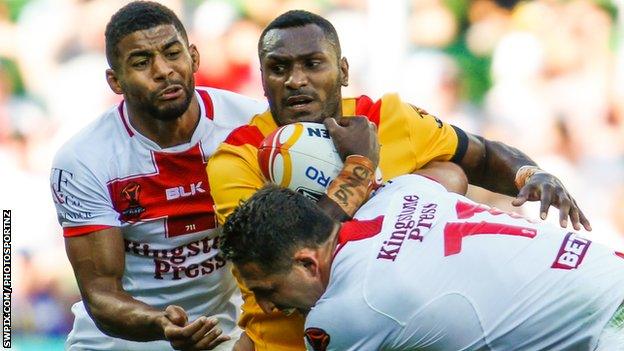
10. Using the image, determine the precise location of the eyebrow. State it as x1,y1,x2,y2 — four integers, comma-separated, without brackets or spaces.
265,51,325,61
125,38,183,61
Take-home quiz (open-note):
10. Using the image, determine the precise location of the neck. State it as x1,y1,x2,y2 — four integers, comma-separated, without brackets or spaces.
126,94,200,149
319,223,341,289
327,101,344,121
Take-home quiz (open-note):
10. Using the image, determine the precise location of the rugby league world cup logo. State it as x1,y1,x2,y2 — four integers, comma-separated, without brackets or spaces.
121,182,145,219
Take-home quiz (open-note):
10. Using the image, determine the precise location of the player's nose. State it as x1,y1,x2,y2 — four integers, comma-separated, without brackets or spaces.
153,54,174,80
285,65,308,90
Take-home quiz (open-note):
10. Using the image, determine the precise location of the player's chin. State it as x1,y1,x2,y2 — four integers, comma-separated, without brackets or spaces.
285,111,325,124
155,101,190,121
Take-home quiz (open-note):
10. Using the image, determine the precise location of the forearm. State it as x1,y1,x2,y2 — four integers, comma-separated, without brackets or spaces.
318,155,377,222
84,286,166,341
317,195,351,222
463,136,537,196
65,230,170,342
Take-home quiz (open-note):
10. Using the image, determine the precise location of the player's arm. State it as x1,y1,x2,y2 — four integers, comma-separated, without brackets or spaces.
414,161,468,195
400,100,589,231
65,228,227,349
320,116,379,221
457,132,591,231
66,227,166,340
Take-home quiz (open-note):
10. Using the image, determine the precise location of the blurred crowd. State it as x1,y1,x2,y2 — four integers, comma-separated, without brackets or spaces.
2,0,623,344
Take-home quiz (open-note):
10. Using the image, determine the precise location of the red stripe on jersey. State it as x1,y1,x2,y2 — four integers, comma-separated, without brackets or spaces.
118,101,134,137
107,144,216,237
334,216,384,257
616,251,624,260
455,200,526,221
223,125,264,147
63,225,114,237
198,90,214,120
354,95,381,127
456,201,489,219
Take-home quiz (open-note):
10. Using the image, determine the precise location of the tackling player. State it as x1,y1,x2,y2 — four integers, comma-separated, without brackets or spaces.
50,2,267,350
222,174,624,351
208,10,592,350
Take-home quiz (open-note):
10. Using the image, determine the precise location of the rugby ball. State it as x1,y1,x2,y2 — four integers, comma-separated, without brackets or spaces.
258,122,343,201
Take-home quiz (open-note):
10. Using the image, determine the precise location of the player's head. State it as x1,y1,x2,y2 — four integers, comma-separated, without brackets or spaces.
104,1,199,121
221,184,337,315
258,10,349,126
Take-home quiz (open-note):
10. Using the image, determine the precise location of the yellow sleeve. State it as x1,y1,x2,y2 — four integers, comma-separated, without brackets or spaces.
377,93,467,176
208,143,265,225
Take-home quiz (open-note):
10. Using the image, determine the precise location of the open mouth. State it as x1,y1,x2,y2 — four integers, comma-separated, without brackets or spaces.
286,95,314,108
159,85,183,100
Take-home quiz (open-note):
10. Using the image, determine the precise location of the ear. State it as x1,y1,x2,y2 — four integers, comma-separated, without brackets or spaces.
106,69,123,95
339,57,349,87
189,44,200,74
260,68,269,98
294,249,321,278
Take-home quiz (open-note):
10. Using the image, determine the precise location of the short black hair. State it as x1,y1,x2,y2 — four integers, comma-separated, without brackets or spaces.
258,10,341,58
105,1,188,70
221,185,335,275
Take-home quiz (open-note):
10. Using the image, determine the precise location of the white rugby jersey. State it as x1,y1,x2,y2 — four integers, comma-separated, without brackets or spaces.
50,87,267,350
304,174,624,351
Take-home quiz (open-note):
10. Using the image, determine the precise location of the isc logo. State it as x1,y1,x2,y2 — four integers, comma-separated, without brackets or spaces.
165,182,205,200
307,127,330,139
305,166,332,188
551,232,591,270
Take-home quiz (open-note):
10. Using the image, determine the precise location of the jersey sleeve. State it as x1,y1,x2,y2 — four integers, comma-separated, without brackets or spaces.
207,127,266,225
50,146,120,237
379,93,468,167
205,87,268,128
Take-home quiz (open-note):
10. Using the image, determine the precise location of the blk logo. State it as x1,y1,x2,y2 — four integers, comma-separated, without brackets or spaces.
165,182,206,200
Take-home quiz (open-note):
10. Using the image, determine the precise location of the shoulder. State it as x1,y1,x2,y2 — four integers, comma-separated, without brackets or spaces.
305,295,393,351
342,93,411,127
220,124,265,149
216,108,277,151
195,87,268,128
53,106,123,171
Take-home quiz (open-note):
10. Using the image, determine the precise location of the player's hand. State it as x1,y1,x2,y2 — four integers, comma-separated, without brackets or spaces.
161,305,230,350
511,172,592,231
324,116,379,168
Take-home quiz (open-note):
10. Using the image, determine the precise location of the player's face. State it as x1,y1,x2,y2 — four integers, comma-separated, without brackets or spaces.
240,262,324,316
260,24,348,126
111,24,198,121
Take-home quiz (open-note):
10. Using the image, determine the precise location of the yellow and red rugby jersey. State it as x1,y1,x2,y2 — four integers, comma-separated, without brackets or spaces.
208,93,468,351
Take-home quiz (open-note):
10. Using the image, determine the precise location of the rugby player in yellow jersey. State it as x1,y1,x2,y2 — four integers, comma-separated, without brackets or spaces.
208,10,592,351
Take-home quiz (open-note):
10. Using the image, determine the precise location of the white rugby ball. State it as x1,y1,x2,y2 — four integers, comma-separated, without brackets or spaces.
258,122,343,201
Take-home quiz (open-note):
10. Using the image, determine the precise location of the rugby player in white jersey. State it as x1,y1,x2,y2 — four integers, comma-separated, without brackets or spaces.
49,2,270,350
221,167,624,351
